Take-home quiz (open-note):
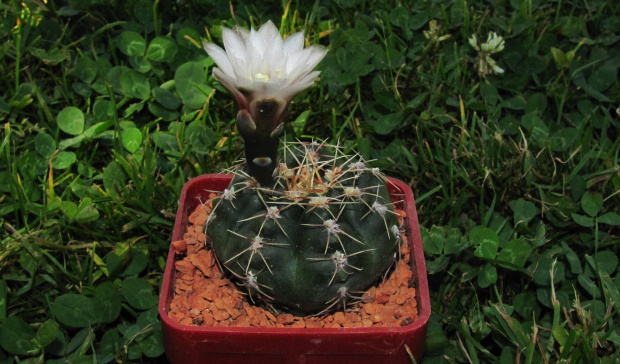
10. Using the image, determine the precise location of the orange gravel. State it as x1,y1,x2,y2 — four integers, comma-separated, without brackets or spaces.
167,194,419,328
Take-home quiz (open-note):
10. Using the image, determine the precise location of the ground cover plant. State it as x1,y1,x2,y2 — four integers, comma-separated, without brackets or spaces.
0,0,618,362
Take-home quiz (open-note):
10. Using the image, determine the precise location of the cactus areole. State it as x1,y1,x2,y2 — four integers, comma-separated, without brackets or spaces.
203,21,401,314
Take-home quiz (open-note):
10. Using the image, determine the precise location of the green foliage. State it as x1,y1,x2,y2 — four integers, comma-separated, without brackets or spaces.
0,0,618,362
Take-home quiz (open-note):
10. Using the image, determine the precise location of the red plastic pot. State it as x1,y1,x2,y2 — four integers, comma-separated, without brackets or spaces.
159,174,430,364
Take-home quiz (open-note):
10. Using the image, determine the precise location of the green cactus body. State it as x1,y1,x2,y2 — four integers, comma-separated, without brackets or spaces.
206,141,401,314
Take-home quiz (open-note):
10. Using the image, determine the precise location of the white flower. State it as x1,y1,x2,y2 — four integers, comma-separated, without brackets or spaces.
203,21,327,187
481,32,505,53
469,32,505,77
485,57,505,75
203,20,327,106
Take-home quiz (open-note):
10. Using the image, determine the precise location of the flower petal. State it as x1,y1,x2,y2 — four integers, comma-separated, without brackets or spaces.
205,20,326,105
213,68,239,89
304,46,328,71
203,42,235,78
222,27,248,75
234,25,250,40
283,32,304,55
296,70,321,86
284,50,308,78
258,20,280,46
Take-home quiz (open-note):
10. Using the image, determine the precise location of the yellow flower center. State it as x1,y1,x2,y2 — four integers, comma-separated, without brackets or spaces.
254,73,270,81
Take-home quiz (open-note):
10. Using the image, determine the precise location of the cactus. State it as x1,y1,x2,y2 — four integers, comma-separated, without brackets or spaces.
206,141,401,314
201,21,400,314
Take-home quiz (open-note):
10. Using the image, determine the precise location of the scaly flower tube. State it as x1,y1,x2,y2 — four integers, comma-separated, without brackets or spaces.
203,21,327,186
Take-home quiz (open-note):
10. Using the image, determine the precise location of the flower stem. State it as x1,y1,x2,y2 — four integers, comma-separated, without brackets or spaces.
236,109,284,186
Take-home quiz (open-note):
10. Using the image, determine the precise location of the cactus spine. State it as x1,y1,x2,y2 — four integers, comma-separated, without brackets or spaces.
206,141,401,314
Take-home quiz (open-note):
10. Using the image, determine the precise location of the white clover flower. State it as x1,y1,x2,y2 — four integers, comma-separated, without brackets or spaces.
203,20,327,107
469,32,505,77
484,56,504,75
481,32,505,53
468,35,478,50
469,33,505,54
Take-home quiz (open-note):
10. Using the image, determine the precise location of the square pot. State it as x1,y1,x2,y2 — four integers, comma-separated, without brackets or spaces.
159,174,430,364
